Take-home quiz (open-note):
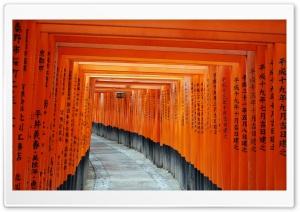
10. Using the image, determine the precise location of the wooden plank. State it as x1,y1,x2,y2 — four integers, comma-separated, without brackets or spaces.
265,43,275,190
40,23,286,43
211,67,218,186
255,45,267,190
58,46,243,64
273,43,287,190
231,63,240,190
12,20,27,190
246,51,257,190
218,65,232,190
216,67,222,189
239,56,248,190
37,20,286,35
54,34,259,51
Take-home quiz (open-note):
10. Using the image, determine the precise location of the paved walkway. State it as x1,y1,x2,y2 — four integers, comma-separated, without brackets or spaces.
84,134,181,190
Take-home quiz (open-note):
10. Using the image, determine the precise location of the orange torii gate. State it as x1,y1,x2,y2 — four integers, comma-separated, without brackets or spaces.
12,20,286,191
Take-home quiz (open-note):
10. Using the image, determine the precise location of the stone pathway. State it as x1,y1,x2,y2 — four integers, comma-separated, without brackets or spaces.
84,134,181,190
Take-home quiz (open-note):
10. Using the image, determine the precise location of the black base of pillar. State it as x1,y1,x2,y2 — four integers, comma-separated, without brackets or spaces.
56,149,90,190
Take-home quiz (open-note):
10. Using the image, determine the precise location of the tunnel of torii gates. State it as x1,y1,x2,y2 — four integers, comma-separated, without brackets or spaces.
12,20,287,191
